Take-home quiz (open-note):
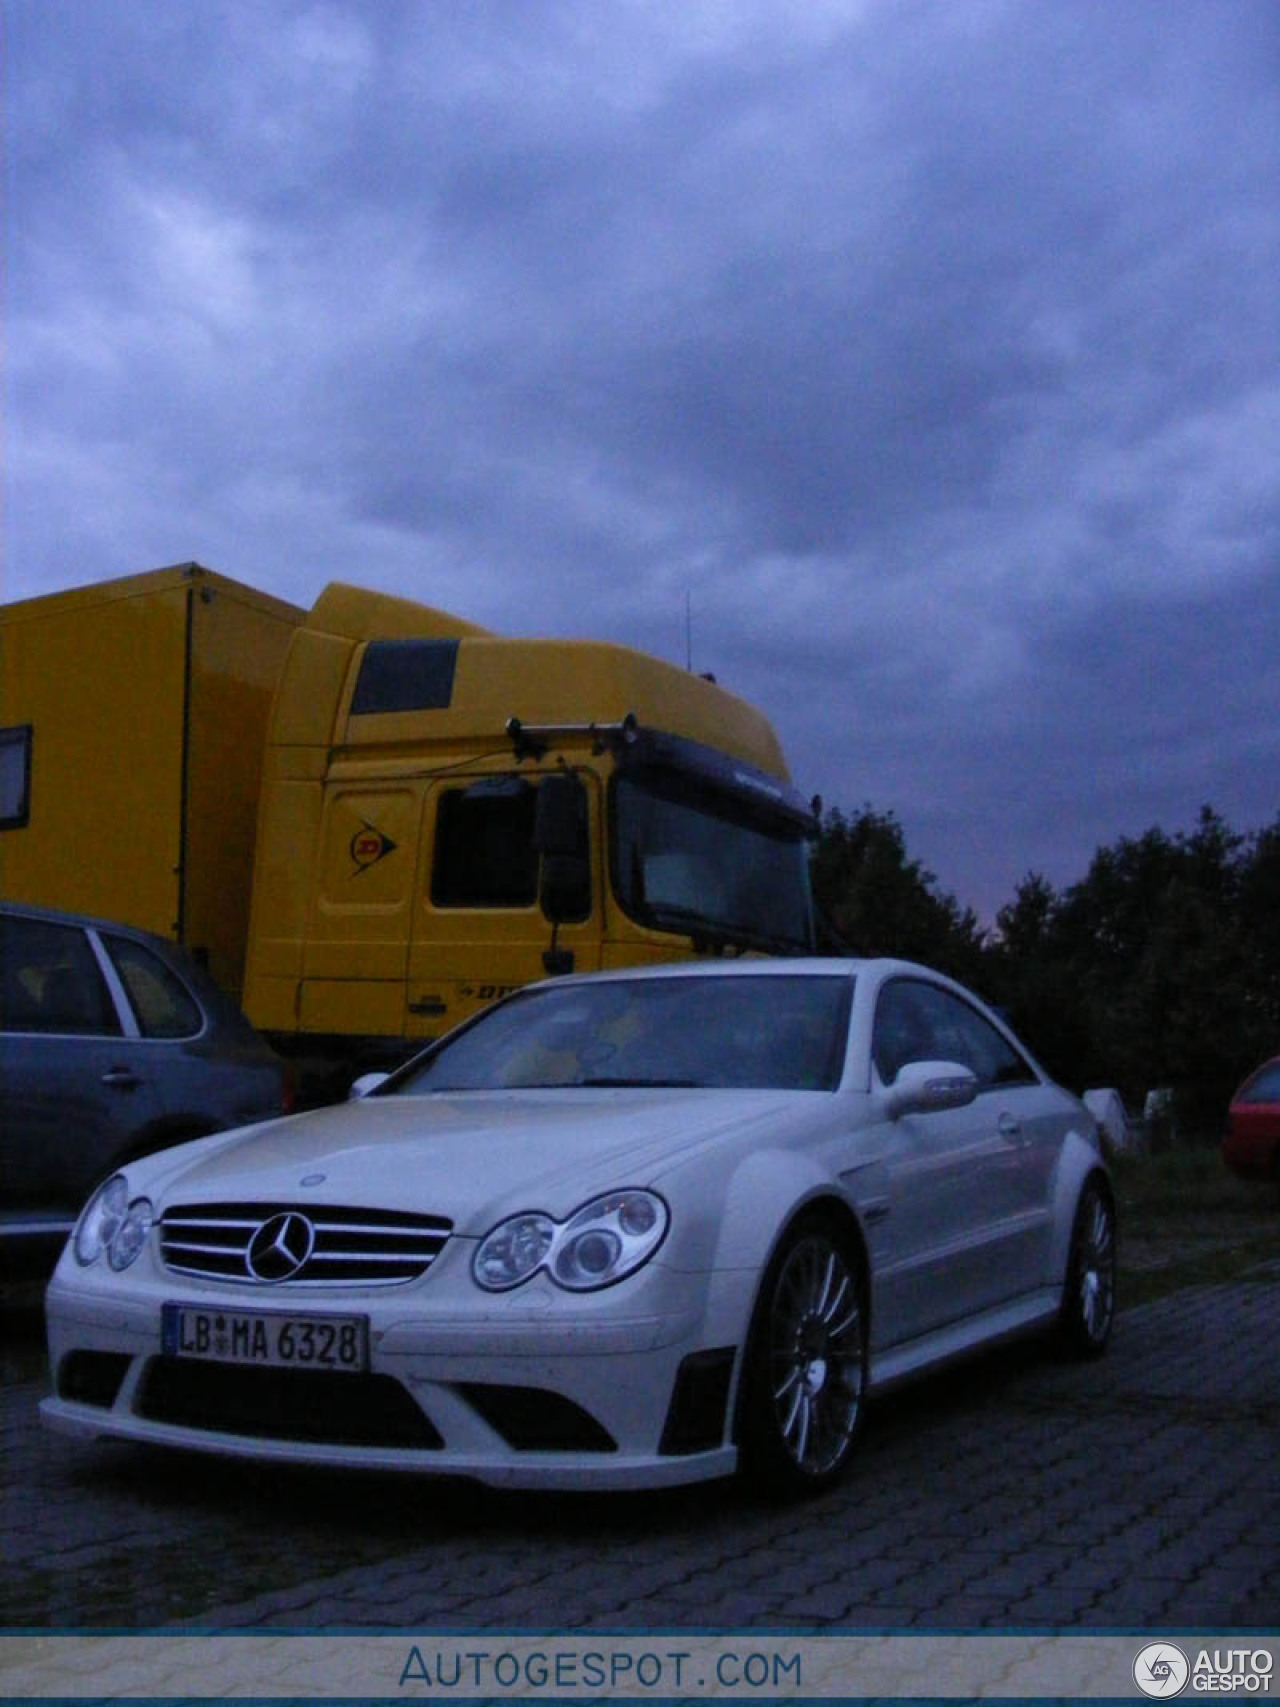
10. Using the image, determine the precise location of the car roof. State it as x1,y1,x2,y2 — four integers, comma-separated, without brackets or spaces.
541,956,943,988
1233,1056,1280,1099
0,898,180,952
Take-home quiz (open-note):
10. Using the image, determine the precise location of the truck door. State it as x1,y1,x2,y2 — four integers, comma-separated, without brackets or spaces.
298,784,421,1040
404,771,602,1041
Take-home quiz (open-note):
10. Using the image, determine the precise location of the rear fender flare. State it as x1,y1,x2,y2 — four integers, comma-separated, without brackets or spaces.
1048,1130,1113,1282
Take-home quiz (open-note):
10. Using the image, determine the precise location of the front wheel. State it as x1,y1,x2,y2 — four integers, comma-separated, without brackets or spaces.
1058,1178,1116,1357
738,1217,867,1497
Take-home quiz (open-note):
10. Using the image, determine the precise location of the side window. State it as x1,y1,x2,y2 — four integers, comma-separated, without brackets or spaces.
351,639,460,714
431,782,539,908
873,978,1035,1089
102,935,203,1039
0,725,32,829
872,980,942,1084
0,915,122,1036
939,994,1036,1088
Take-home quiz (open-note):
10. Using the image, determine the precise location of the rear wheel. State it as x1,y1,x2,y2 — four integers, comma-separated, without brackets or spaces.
739,1216,867,1497
1058,1178,1116,1357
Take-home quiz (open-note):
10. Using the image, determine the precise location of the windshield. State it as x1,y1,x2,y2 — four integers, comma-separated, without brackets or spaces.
611,768,813,952
390,974,853,1094
1239,1061,1280,1104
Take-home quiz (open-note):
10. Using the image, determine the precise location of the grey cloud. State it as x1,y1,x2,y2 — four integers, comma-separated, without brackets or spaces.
7,0,1280,918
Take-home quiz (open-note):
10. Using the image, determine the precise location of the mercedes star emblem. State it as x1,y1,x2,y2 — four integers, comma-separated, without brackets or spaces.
246,1211,316,1282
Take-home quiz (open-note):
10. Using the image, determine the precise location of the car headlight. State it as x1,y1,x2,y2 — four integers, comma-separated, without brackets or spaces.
474,1190,668,1293
472,1212,556,1291
73,1174,154,1272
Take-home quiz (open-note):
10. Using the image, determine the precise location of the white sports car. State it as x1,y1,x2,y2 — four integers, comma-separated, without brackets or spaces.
42,959,1115,1496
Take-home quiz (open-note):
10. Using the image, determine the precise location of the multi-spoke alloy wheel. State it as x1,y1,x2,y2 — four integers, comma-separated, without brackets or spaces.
1059,1178,1116,1357
741,1219,866,1495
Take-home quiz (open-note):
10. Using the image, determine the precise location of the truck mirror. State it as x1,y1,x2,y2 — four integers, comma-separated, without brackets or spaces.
534,772,587,858
535,775,589,926
540,852,590,925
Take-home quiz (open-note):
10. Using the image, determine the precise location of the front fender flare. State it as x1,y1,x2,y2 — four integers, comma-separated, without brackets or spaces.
698,1148,868,1350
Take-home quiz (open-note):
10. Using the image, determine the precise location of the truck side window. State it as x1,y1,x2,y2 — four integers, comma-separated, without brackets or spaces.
351,640,460,714
0,725,32,829
431,785,539,908
102,934,203,1039
0,915,122,1037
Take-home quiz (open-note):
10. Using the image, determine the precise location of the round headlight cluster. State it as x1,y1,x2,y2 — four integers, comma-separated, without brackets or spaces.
73,1174,154,1272
473,1190,668,1293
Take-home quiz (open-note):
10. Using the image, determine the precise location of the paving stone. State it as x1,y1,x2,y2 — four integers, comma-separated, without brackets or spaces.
5,1273,1278,1631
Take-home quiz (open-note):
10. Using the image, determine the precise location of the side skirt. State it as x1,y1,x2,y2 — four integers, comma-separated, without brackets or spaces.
869,1287,1060,1392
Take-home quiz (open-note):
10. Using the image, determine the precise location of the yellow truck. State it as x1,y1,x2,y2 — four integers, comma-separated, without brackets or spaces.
1,563,816,1085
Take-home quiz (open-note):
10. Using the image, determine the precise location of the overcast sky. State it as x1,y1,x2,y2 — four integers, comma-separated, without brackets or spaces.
7,0,1279,920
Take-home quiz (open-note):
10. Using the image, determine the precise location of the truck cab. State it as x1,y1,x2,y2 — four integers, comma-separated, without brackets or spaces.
244,583,815,1069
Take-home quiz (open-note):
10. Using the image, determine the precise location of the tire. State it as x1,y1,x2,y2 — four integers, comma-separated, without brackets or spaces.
738,1215,867,1497
1058,1177,1116,1358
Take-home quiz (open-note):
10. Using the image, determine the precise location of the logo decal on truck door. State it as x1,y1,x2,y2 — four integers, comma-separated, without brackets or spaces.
350,820,398,875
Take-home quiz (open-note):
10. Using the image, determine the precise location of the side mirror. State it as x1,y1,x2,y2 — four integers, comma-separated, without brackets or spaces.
534,772,587,857
349,1071,390,1100
535,774,590,924
540,853,591,924
884,1060,978,1120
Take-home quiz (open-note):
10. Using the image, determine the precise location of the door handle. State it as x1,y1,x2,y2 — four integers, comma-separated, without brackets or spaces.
101,1067,143,1090
997,1113,1024,1146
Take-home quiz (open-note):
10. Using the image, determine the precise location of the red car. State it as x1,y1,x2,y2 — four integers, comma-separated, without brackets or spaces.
1224,1057,1280,1182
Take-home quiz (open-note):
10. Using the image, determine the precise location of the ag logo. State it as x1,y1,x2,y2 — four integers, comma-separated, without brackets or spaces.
350,819,398,875
1134,1644,1190,1698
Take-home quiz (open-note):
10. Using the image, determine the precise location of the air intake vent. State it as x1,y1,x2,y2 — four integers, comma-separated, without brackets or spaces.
139,1358,443,1448
160,1202,451,1286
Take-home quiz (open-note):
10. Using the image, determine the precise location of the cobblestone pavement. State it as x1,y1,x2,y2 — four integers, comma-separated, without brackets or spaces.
2,1265,1277,1632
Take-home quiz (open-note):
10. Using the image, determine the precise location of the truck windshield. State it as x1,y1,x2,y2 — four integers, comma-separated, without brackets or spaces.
610,768,813,952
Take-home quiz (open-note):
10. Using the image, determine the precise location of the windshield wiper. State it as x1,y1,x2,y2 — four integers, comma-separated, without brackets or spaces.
577,1076,701,1089
640,901,807,957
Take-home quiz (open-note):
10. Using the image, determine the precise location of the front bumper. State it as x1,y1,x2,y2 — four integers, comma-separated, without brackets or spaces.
41,1256,744,1491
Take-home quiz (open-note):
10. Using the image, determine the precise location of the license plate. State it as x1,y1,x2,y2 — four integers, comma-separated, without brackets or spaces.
162,1304,369,1372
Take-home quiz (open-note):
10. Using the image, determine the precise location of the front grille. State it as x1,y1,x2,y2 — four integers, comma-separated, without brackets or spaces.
159,1201,452,1286
138,1357,443,1448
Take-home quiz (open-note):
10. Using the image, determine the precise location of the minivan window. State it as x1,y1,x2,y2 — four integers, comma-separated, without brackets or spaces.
103,935,203,1039
0,916,121,1036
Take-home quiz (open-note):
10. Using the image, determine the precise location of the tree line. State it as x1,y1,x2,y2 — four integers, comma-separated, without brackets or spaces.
810,804,1280,1131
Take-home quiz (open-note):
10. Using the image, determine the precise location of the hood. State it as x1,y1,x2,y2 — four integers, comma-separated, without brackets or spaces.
130,1087,804,1234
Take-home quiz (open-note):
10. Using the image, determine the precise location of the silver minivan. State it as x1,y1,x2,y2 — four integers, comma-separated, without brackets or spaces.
1,902,288,1270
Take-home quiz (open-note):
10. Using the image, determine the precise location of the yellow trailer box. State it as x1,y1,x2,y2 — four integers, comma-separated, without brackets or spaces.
0,564,302,998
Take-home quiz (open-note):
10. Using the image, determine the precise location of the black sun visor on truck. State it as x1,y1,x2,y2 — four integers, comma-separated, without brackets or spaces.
618,727,818,838
502,715,817,838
